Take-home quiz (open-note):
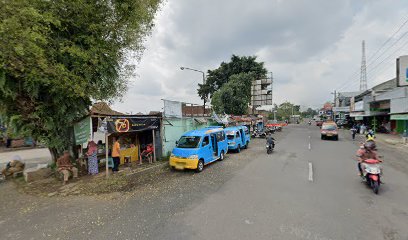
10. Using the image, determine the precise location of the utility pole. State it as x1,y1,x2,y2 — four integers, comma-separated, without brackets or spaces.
331,90,337,121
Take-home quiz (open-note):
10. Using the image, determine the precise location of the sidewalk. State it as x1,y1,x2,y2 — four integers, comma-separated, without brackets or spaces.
375,133,408,153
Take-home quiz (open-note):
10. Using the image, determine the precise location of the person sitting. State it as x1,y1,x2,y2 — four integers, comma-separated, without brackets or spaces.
1,155,25,178
140,144,153,164
57,150,78,185
356,141,380,177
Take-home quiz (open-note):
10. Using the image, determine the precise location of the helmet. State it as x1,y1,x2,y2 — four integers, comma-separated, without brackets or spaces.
364,141,376,150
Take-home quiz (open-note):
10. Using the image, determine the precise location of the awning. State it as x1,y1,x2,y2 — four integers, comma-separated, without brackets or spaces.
350,112,367,117
390,114,408,120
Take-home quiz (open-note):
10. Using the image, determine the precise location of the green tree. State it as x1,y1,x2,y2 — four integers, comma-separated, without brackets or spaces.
211,73,254,115
0,0,162,160
198,55,267,101
301,108,318,118
275,102,300,121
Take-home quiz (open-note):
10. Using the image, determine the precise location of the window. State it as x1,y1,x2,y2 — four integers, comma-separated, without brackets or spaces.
202,136,210,147
236,132,240,138
217,131,225,141
177,136,201,148
245,128,249,135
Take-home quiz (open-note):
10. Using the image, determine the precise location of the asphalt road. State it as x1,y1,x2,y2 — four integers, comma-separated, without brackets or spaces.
1,124,408,240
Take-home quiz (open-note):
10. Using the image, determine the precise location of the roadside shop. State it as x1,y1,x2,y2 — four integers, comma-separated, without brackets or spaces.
73,103,162,177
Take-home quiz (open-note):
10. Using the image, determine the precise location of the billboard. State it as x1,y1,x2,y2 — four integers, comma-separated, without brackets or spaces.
107,117,159,133
396,55,408,87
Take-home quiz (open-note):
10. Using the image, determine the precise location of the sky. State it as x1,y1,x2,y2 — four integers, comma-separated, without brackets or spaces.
112,0,408,113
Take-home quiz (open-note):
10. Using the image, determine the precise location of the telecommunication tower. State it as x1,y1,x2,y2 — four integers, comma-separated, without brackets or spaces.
360,40,367,91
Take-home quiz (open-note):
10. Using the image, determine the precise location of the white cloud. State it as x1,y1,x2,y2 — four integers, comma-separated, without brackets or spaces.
113,0,408,113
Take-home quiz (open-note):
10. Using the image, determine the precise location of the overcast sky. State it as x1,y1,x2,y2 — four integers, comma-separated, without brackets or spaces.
112,0,408,113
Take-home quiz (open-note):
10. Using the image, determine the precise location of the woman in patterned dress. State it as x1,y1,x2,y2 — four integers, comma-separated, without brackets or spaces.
87,141,98,175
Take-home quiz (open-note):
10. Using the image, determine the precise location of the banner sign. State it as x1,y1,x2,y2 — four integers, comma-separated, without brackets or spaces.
74,117,91,145
107,117,160,133
397,55,408,87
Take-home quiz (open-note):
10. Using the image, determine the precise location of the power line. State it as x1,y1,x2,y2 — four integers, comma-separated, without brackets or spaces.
336,15,408,91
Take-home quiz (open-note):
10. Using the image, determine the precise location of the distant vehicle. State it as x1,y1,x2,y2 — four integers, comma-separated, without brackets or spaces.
169,127,228,172
321,122,339,140
225,126,250,153
336,119,348,128
316,120,323,127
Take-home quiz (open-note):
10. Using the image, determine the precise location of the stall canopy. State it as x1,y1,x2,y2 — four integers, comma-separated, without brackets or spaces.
107,116,160,133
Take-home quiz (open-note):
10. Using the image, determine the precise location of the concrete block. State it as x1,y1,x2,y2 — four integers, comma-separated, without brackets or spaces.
24,168,52,183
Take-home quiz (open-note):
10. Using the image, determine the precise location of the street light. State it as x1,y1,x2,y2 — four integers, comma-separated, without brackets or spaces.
180,66,207,114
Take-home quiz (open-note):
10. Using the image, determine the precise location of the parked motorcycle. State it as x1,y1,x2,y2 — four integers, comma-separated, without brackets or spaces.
361,159,382,194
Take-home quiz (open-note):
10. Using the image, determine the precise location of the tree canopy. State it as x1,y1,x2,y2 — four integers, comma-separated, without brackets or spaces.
211,73,255,115
271,102,300,121
0,0,162,157
198,55,267,101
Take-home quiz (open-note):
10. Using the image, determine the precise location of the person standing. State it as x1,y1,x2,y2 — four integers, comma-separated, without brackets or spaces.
351,125,357,140
112,137,121,173
87,141,98,175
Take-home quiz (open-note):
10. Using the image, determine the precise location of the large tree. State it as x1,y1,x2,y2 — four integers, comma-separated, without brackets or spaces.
198,55,267,101
274,102,300,121
0,0,162,159
211,73,254,115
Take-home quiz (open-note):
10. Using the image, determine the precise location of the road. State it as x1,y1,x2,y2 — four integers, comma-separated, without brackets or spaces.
0,148,51,169
1,124,408,240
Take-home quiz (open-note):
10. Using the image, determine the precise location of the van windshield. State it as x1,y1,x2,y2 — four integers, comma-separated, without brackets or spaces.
227,135,235,140
322,125,336,131
177,136,201,148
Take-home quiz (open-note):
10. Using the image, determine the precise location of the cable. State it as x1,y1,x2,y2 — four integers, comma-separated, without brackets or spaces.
335,15,408,91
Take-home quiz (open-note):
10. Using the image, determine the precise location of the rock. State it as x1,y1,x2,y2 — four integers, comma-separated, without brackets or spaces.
24,168,52,183
48,192,58,197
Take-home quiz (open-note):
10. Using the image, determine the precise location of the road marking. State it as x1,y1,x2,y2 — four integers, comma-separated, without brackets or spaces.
308,162,313,182
308,136,311,150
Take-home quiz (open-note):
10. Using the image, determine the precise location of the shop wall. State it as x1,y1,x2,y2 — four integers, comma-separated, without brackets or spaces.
162,118,212,157
395,120,408,134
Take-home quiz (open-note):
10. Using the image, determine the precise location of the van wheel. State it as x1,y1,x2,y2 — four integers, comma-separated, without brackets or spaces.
219,151,225,161
244,142,248,149
237,145,241,153
196,159,204,172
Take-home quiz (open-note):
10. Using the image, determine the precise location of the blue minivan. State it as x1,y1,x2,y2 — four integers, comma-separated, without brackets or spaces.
169,127,228,172
225,126,251,153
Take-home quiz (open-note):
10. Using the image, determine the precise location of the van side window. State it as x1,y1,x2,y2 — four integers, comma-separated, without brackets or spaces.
202,136,210,147
236,132,240,138
217,131,225,141
245,128,249,135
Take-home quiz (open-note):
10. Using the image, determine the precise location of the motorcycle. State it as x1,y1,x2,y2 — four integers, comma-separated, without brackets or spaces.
361,159,382,194
266,141,275,154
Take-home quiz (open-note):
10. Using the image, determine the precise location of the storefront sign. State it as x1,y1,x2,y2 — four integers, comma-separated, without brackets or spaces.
390,114,408,120
354,101,364,111
397,55,408,87
332,107,350,112
107,117,159,133
74,117,91,145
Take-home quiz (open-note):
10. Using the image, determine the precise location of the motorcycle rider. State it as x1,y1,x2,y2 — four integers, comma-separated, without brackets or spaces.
356,141,380,177
366,128,375,141
266,133,275,150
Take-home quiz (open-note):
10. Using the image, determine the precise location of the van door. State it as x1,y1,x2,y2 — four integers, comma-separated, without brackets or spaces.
210,133,218,158
235,131,241,147
201,135,212,163
239,129,245,143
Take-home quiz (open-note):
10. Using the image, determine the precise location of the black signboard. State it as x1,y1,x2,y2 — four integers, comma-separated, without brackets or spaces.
107,117,160,133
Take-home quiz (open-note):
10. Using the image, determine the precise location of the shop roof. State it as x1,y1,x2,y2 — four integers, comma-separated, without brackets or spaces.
90,102,124,116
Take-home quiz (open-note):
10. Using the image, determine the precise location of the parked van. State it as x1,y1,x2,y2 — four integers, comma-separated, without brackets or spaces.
225,126,250,152
169,127,228,172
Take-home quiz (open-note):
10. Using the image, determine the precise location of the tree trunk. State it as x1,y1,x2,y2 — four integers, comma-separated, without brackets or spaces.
49,147,60,163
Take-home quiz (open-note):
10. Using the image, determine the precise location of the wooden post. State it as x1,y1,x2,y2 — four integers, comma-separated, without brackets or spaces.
105,133,109,178
152,129,156,162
